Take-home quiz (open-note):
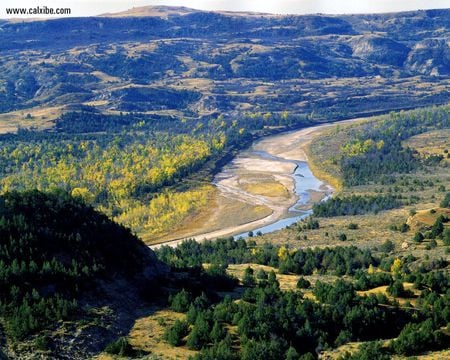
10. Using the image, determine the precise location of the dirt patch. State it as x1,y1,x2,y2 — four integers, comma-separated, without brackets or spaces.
149,191,273,246
408,208,450,229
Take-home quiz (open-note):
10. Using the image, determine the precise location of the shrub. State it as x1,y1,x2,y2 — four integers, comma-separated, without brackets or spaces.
104,337,135,356
164,320,189,346
34,335,50,351
242,267,256,287
440,193,450,208
296,277,311,289
399,223,410,233
380,240,395,253
390,319,445,355
413,232,424,243
187,312,211,350
387,281,412,298
170,289,191,312
443,229,450,246
256,269,268,280
342,341,390,360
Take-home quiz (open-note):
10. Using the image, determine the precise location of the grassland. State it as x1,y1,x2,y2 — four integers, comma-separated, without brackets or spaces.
322,340,450,360
0,105,63,134
403,129,450,166
240,181,290,199
95,309,198,359
127,310,197,359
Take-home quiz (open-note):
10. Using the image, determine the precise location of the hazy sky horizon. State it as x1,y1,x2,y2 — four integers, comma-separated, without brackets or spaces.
2,0,450,18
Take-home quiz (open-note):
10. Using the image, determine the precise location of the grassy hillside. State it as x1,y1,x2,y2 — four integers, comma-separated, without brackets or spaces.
258,106,449,252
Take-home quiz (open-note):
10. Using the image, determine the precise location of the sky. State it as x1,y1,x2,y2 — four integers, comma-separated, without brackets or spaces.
2,0,449,18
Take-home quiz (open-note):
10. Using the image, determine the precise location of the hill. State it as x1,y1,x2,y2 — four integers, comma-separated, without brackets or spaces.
0,7,449,122
0,190,167,358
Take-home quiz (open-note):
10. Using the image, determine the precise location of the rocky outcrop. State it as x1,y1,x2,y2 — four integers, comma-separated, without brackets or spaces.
405,38,450,76
351,35,410,66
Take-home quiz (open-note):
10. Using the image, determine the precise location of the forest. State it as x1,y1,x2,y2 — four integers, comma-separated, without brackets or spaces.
339,106,449,186
156,237,376,276
154,237,449,359
0,129,217,237
0,190,158,341
312,194,402,217
0,109,316,240
0,191,447,358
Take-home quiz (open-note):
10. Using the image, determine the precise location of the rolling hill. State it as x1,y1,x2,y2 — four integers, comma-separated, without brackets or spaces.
0,6,449,123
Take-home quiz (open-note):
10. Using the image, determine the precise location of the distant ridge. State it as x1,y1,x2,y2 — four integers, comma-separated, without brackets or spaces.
99,5,279,18
0,6,448,123
98,4,450,18
99,5,196,19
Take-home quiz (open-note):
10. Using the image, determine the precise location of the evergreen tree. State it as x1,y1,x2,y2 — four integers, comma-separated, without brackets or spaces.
164,319,189,346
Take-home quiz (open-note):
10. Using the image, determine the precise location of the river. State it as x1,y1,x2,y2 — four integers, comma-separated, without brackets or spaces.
234,157,332,238
149,121,340,249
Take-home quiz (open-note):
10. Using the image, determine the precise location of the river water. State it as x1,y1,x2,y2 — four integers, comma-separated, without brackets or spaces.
234,150,332,238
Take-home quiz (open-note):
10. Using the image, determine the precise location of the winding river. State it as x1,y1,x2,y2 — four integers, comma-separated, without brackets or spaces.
150,121,340,249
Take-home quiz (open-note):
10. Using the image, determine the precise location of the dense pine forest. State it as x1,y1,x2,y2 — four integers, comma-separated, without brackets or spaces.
0,191,448,358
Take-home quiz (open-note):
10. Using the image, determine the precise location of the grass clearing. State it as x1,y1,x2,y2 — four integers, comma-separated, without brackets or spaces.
241,181,290,198
95,309,198,359
226,263,300,291
0,106,63,134
403,129,450,165
127,310,197,359
226,263,345,292
409,208,450,229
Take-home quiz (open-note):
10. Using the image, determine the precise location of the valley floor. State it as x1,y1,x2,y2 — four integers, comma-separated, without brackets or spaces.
150,117,368,248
